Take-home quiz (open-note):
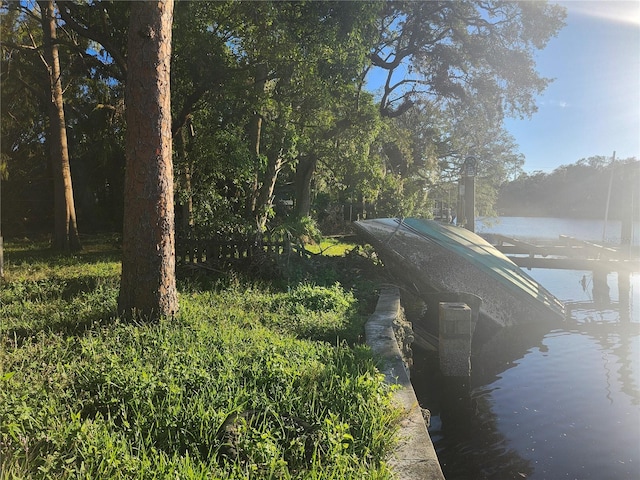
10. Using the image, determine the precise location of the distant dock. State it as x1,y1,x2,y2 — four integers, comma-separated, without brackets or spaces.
483,234,640,274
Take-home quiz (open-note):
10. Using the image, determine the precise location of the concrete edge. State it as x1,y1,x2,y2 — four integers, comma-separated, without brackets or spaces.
365,285,446,480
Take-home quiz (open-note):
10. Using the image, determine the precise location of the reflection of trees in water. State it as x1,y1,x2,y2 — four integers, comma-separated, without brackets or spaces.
407,279,639,479
566,317,640,406
412,312,639,480
411,345,534,480
405,295,545,478
471,322,550,386
440,380,534,480
571,271,637,323
567,269,639,406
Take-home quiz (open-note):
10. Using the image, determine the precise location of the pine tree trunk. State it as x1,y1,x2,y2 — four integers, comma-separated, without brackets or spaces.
118,0,177,321
39,0,81,252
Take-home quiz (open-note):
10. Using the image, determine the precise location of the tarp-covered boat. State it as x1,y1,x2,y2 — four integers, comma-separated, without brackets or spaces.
354,218,565,328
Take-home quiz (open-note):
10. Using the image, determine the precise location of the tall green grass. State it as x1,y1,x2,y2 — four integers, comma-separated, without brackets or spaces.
1,237,399,479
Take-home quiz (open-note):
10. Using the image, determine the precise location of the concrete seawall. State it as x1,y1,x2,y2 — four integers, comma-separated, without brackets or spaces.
365,285,445,480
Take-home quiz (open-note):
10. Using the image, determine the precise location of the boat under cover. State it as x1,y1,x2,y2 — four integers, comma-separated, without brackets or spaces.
354,218,565,328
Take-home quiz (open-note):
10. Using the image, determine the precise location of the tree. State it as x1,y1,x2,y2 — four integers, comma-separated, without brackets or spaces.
498,157,640,220
234,1,381,224
1,0,568,238
1,1,126,237
39,0,81,251
1,4,50,235
329,1,566,219
56,0,129,81
118,0,177,320
1,1,82,248
369,1,566,119
170,0,246,232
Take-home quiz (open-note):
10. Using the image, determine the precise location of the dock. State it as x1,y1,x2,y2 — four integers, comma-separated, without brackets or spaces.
483,234,639,274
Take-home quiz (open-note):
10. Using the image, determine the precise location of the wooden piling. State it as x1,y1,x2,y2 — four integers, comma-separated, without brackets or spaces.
439,302,472,377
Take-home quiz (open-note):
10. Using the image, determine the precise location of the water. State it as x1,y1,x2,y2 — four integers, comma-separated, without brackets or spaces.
475,216,640,246
412,217,640,480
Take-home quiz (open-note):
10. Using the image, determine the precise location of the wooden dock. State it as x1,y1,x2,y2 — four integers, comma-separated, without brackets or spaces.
483,234,640,274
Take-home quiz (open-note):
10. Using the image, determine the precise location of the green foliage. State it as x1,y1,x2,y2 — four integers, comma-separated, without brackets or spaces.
372,1,566,120
2,0,566,237
272,216,323,245
269,283,358,341
0,238,399,479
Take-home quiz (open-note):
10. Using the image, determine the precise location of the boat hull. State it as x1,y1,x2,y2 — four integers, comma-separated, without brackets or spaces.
354,218,565,328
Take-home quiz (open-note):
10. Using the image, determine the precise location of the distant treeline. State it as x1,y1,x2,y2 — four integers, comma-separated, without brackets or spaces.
497,156,639,220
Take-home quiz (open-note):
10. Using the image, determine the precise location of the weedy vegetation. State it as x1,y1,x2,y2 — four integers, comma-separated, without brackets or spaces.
0,236,399,479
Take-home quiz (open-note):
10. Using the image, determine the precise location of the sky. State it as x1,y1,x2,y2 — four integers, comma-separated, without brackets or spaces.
504,0,640,174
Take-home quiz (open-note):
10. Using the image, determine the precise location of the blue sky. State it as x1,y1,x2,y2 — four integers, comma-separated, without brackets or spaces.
505,0,640,173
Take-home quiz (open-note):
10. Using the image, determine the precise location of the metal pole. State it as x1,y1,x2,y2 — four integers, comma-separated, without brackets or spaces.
464,174,475,233
602,151,615,242
620,161,636,250
462,156,477,233
457,179,465,227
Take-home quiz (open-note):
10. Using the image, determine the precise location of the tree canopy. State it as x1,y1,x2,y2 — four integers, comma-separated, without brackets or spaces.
498,157,640,220
1,0,567,238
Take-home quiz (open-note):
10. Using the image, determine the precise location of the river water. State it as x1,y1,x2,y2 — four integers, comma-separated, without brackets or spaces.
410,217,640,480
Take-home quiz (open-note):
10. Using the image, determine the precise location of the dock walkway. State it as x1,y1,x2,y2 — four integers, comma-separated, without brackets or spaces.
484,234,639,273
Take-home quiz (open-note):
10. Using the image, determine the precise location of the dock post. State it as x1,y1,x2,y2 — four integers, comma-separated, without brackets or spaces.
462,156,477,233
439,302,472,377
620,161,638,256
617,161,637,322
592,269,610,306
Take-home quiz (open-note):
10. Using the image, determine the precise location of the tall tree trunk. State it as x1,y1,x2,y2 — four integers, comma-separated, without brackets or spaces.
39,0,81,252
245,63,268,218
292,120,349,219
118,0,177,321
294,154,317,218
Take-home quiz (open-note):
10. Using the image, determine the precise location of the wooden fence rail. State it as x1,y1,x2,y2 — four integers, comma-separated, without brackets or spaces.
177,233,296,266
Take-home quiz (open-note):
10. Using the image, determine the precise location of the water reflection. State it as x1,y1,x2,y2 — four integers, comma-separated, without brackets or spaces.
484,328,639,480
408,282,640,479
563,318,640,406
412,346,535,479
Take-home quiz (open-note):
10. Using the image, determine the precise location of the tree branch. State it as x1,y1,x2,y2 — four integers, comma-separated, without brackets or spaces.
57,2,127,76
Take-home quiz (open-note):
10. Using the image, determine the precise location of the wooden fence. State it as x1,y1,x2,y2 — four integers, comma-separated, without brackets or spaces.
177,233,297,266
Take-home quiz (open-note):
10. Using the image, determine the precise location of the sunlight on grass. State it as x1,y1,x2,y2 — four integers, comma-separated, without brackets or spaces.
304,238,358,256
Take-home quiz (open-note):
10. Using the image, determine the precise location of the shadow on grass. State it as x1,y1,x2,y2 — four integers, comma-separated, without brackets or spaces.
5,248,121,267
2,273,120,305
59,274,119,300
4,234,121,266
3,309,120,348
2,277,120,347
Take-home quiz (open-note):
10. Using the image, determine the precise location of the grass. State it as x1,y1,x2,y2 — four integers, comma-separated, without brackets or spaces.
0,236,399,479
